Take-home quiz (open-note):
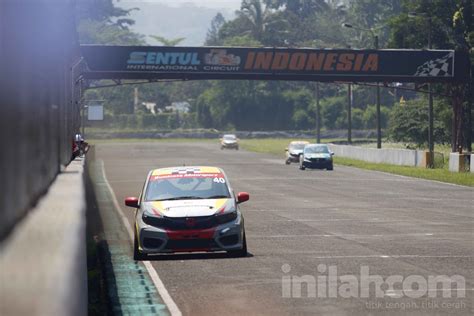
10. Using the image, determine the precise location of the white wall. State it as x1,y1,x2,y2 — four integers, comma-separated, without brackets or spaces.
328,144,423,167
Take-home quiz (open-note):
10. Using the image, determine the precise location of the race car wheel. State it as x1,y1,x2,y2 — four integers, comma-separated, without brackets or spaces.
134,233,149,261
285,159,291,165
228,233,247,258
299,164,306,170
327,165,334,171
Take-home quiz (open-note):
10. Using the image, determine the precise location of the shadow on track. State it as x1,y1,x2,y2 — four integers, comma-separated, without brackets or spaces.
144,252,254,261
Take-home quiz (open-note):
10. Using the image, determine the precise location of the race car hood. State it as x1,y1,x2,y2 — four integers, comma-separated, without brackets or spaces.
142,198,233,218
289,149,303,155
222,140,237,144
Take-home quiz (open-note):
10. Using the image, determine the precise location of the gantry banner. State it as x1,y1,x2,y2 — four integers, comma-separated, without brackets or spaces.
81,45,470,83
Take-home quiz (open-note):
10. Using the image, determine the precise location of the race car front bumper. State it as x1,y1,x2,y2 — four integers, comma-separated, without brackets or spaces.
221,142,239,149
302,158,333,169
136,212,245,253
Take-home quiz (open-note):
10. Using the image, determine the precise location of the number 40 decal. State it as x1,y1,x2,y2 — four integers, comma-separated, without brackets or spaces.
213,177,226,183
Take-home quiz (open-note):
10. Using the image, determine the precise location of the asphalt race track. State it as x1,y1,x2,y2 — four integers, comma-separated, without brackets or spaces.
95,141,473,315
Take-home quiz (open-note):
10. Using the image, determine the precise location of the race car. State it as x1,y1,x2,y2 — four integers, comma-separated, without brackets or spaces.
284,140,310,164
220,134,239,150
124,166,249,260
299,144,334,170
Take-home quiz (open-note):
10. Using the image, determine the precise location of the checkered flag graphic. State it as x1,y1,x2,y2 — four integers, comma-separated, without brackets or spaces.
171,167,201,175
414,52,453,77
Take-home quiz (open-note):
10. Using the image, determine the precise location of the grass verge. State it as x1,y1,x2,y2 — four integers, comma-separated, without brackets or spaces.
334,156,473,187
239,138,474,187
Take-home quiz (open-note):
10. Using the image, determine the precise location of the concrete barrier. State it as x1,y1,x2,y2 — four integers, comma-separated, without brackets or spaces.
449,153,470,172
328,144,423,167
472,154,474,173
0,159,87,316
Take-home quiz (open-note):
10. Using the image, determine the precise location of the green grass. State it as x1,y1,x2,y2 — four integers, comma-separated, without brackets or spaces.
239,138,372,157
334,157,474,187
239,138,474,187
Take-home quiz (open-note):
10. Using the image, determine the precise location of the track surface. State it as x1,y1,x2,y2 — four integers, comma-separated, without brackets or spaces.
96,141,473,315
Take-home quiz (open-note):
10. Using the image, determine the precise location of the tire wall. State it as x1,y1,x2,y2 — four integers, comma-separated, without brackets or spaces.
0,0,81,239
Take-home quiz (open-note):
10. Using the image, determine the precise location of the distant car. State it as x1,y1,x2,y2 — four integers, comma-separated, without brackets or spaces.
285,141,310,164
220,134,239,150
299,144,334,170
124,166,249,260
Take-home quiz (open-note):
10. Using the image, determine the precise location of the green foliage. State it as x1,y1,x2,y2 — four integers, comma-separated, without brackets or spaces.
388,98,450,146
76,0,144,45
321,95,346,129
363,105,390,129
351,108,365,129
222,35,262,47
206,13,226,45
388,0,472,50
78,20,145,45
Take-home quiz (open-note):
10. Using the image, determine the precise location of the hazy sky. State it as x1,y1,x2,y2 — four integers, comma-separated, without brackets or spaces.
116,0,241,45
117,0,242,10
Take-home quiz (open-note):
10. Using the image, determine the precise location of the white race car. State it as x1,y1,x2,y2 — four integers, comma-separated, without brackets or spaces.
124,166,249,260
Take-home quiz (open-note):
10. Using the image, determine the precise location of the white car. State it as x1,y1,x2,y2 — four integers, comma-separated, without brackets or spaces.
125,166,249,260
285,140,309,164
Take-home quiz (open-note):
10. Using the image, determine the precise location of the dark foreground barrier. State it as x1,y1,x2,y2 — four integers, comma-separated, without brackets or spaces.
0,0,81,239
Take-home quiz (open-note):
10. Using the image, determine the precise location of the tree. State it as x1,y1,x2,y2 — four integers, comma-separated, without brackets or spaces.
264,0,329,18
206,13,226,45
76,0,144,45
389,98,450,146
321,96,346,129
236,0,288,45
388,0,473,151
78,20,144,45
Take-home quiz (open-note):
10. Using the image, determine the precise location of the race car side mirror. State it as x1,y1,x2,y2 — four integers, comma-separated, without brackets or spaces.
330,152,335,156
125,197,140,208
236,192,250,204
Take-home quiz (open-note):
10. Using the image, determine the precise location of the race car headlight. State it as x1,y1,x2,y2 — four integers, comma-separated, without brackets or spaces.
215,211,238,224
142,213,166,227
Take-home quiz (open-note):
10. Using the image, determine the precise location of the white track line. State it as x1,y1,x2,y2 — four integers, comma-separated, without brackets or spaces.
99,160,182,316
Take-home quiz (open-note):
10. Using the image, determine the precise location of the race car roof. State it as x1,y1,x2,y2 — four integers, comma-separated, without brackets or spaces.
151,166,223,177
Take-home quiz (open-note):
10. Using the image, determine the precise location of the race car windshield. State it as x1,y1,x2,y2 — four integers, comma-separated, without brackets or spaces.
304,145,330,154
223,135,236,140
145,175,231,201
289,143,306,151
